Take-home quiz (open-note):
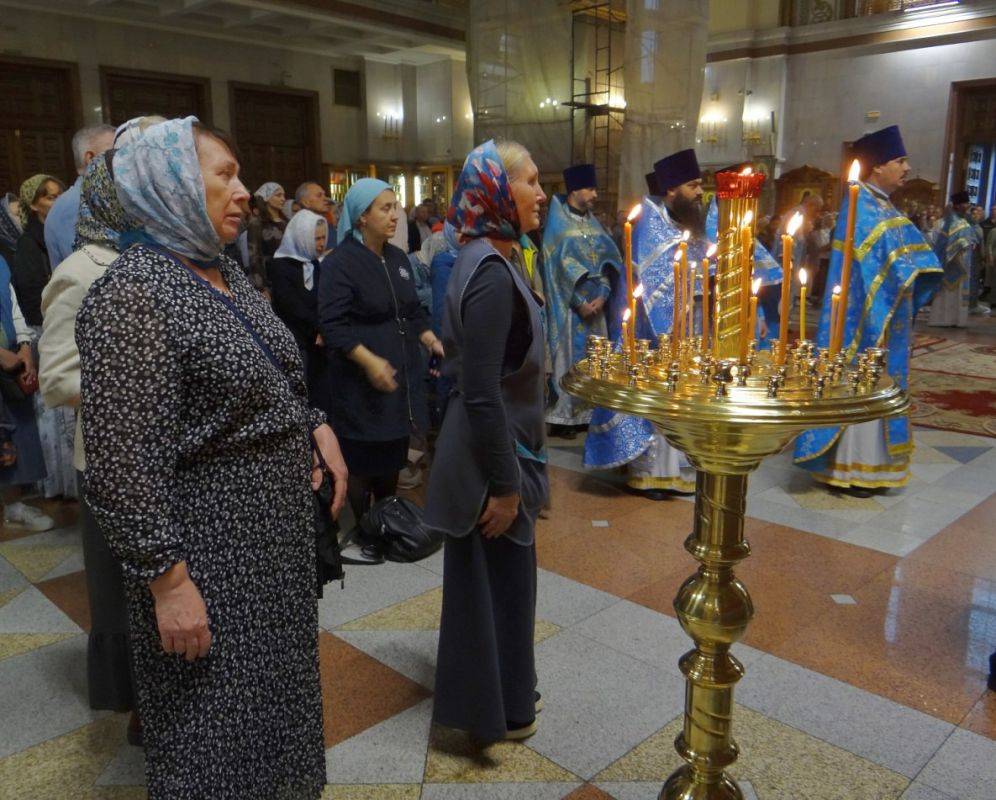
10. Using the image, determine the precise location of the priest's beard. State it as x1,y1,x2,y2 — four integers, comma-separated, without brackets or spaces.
667,195,705,237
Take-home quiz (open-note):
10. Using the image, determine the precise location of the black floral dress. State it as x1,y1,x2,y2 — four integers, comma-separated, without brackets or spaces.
76,244,326,800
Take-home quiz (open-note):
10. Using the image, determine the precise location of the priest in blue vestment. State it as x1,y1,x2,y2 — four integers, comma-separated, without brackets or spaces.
541,163,623,436
794,125,942,493
928,190,977,328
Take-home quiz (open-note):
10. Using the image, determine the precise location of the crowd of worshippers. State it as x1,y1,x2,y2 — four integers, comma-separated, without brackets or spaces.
0,113,980,799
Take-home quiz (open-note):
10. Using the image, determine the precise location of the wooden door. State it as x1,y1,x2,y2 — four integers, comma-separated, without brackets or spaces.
100,67,211,127
229,83,321,194
0,58,79,190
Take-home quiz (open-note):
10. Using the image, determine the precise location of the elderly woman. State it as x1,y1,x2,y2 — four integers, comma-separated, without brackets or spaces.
318,178,443,522
270,210,330,415
426,140,549,742
39,149,140,739
76,117,347,800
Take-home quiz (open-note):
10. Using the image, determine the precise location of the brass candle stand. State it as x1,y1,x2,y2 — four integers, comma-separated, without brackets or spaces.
561,172,908,800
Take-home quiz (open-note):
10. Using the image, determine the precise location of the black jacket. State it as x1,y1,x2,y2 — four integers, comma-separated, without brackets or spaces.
318,236,430,441
269,256,320,350
12,215,51,327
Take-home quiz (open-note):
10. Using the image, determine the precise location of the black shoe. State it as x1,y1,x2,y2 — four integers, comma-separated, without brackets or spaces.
839,485,874,499
504,717,538,740
641,489,673,501
535,691,543,713
548,424,576,440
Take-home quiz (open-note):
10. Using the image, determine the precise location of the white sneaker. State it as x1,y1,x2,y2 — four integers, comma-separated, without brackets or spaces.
970,303,991,315
3,501,55,532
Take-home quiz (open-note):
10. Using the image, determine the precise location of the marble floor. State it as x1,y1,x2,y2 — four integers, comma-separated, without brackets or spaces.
1,319,994,800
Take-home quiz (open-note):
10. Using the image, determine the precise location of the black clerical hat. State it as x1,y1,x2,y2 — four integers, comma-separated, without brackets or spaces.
852,125,907,168
653,149,700,194
645,172,660,196
950,190,970,205
563,163,598,193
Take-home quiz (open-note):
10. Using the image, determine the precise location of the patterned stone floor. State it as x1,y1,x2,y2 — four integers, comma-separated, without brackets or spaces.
1,319,994,799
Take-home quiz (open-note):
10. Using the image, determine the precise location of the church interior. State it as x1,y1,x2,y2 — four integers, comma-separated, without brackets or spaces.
0,1,994,799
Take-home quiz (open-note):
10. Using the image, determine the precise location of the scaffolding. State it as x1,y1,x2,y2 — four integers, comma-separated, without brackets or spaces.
564,0,626,215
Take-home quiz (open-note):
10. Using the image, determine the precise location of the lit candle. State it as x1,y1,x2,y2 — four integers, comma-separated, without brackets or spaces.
622,307,633,360
679,231,690,338
739,210,754,359
778,212,804,363
829,285,841,350
740,209,754,341
749,276,761,341
673,256,683,343
701,243,716,351
831,160,861,356
798,268,808,340
624,204,642,334
631,283,644,356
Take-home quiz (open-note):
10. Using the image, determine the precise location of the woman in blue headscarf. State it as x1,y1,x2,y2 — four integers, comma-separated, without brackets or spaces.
76,116,347,800
318,178,443,523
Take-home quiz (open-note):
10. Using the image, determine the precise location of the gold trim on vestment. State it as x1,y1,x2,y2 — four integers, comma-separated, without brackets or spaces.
627,475,696,493
812,472,910,489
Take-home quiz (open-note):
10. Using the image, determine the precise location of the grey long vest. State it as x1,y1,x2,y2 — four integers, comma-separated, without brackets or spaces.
424,237,548,546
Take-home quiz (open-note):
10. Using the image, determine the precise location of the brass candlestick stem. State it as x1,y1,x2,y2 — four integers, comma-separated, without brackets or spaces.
563,171,908,800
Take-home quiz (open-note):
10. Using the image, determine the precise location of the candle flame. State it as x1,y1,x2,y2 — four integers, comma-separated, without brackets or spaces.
706,243,717,258
633,284,645,299
622,307,632,322
848,159,860,183
752,277,762,295
787,211,804,237
627,203,642,222
742,210,754,227
799,267,808,286
832,284,842,296
740,167,753,176
681,230,691,242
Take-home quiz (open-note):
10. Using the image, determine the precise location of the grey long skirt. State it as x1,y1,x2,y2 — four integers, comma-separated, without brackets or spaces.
433,528,537,743
80,472,135,711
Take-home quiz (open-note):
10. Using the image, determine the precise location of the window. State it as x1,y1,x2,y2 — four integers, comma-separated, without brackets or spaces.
334,69,361,108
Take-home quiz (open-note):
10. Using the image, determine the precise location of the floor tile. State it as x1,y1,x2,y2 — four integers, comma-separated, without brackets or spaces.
424,725,578,784
528,630,685,780
0,715,125,800
338,587,443,631
0,633,76,662
335,629,439,690
0,635,102,758
322,786,421,800
917,728,996,800
830,593,857,605
95,741,145,786
899,782,955,800
325,699,433,785
319,631,431,748
932,445,991,465
0,553,28,594
773,561,994,724
735,653,953,777
0,530,81,583
959,691,996,741
571,598,763,673
595,705,909,800
0,585,83,634
35,570,91,632
41,550,87,582
317,561,442,629
560,785,615,800
535,569,619,628
422,784,583,799
906,497,996,581
595,780,759,800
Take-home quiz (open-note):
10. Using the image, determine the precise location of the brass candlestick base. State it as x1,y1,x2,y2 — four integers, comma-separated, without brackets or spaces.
563,341,907,800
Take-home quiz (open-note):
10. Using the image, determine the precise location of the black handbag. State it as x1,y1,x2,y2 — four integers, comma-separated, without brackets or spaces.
357,496,442,563
314,473,345,596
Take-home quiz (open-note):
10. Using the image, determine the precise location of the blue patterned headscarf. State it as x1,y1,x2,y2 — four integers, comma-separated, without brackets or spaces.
337,178,391,245
447,139,520,242
74,150,134,252
113,116,222,264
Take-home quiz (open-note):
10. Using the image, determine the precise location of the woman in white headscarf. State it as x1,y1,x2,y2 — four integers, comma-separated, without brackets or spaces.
270,210,331,416
246,181,286,291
